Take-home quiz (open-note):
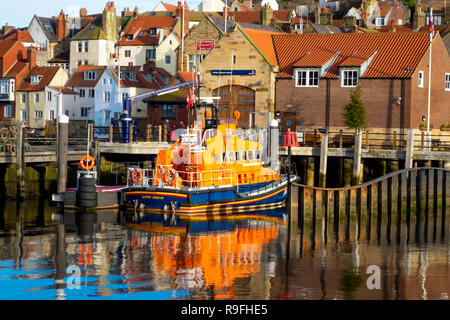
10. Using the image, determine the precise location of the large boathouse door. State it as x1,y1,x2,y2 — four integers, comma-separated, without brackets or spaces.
212,85,255,128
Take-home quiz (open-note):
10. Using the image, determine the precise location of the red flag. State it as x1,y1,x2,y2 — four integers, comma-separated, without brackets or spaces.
186,87,195,110
429,8,434,41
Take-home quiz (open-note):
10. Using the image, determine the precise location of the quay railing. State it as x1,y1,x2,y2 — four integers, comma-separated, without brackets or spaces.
290,167,449,244
283,129,450,152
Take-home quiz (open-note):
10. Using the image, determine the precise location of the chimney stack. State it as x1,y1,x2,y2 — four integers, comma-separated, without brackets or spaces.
27,47,36,68
56,10,66,41
412,4,425,30
260,4,273,26
175,1,189,37
102,1,118,41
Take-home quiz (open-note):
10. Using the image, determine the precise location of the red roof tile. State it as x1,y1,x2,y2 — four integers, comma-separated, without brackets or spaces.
163,2,177,11
241,27,284,66
293,49,337,67
49,86,78,94
17,66,60,91
226,10,292,24
5,30,34,43
0,40,17,57
117,16,175,46
67,65,107,87
178,71,195,82
4,61,30,78
273,32,431,79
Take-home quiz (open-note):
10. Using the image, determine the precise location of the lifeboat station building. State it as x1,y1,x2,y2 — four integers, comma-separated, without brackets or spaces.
272,32,450,131
198,23,282,128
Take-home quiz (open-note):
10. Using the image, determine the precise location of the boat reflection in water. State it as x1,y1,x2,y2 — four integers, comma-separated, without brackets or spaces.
122,208,287,299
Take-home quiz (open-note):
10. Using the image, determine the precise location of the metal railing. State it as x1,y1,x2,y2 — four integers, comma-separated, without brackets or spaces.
281,129,450,152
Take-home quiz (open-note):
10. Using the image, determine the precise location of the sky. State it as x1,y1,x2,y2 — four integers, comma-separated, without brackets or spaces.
1,0,200,29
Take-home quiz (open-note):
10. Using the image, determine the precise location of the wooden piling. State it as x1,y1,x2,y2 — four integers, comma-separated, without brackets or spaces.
333,190,340,241
158,125,162,143
356,188,362,240
405,129,414,169
345,189,351,241
433,169,438,236
377,181,382,241
129,123,134,143
367,184,372,240
397,173,403,243
387,176,392,240
15,123,25,199
319,129,329,188
57,116,69,196
353,130,363,185
442,170,447,240
146,124,151,141
323,190,328,243
306,157,315,186
109,124,113,143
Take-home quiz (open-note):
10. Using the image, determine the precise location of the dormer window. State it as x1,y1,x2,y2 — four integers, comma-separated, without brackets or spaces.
84,71,97,80
125,34,133,40
44,25,52,31
128,72,136,81
31,75,42,84
140,31,145,37
145,74,152,82
149,28,157,36
341,69,359,87
295,69,319,87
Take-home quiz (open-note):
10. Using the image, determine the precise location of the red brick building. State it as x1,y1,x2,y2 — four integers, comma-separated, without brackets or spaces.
273,32,450,131
0,39,35,119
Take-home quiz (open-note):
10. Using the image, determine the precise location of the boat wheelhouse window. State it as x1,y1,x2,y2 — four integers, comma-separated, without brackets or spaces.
255,149,261,160
248,150,254,161
242,150,247,161
222,152,226,162
235,151,241,161
228,152,234,162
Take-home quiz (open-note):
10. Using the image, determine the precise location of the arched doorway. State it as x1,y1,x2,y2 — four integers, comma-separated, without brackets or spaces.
212,85,255,128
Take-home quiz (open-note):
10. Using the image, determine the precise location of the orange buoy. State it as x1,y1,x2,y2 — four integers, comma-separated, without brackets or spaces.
131,168,143,184
80,155,95,170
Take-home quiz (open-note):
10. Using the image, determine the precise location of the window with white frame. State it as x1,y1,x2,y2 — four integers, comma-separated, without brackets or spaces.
84,71,97,80
341,70,359,87
89,89,95,98
146,49,156,60
49,110,55,120
21,110,27,123
21,94,26,103
35,93,39,103
295,70,319,87
78,41,82,52
418,71,424,88
125,50,131,58
79,89,85,98
5,105,12,118
31,75,42,84
375,18,385,26
47,91,52,101
34,110,43,119
122,92,129,101
84,41,88,52
128,72,136,81
103,78,107,85
188,54,205,72
445,73,450,91
81,107,88,117
165,55,171,65
103,91,111,102
104,110,111,121
149,28,157,36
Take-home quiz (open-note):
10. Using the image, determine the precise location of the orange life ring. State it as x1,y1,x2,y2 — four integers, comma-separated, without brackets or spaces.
131,169,143,184
80,155,95,170
164,169,177,186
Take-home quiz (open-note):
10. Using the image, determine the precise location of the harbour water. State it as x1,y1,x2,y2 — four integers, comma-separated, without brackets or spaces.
0,195,448,300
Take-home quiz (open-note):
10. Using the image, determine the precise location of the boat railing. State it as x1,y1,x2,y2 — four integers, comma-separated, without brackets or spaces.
127,167,239,191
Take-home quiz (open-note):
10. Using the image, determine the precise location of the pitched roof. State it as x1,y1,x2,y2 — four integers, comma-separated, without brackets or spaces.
240,26,284,66
113,67,159,89
163,2,177,11
208,16,280,34
66,65,107,87
1,30,34,43
0,40,17,57
224,10,292,24
17,66,60,91
273,32,432,79
293,49,337,67
117,16,175,46
49,86,78,94
178,71,196,82
4,61,29,78
71,16,106,40
36,16,58,42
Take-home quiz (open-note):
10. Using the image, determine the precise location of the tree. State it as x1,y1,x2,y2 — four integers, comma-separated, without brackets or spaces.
343,85,367,131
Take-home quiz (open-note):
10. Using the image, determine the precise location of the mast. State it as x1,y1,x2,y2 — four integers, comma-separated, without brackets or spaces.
426,7,433,145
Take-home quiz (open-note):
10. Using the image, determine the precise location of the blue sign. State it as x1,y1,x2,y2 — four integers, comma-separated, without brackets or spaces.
211,70,256,76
